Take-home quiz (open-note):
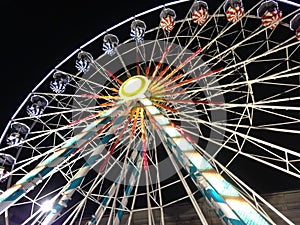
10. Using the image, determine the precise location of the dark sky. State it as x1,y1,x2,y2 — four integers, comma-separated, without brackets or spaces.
0,0,299,195
0,1,168,133
1,4,300,225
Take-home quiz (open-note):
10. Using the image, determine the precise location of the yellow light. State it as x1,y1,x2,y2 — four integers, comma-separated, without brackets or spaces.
119,76,149,100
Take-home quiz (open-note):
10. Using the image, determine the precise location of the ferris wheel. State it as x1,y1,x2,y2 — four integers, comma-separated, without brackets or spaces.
0,0,300,224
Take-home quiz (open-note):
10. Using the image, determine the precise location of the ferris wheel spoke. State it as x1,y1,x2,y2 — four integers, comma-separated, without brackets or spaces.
2,1,300,224
61,141,137,225
0,102,129,215
207,154,295,225
180,20,299,85
85,141,142,225
91,59,123,89
247,104,300,111
160,0,258,73
68,72,114,93
192,114,300,177
253,108,299,127
112,149,143,225
140,98,273,224
191,69,300,97
255,90,300,105
215,121,300,135
40,102,135,224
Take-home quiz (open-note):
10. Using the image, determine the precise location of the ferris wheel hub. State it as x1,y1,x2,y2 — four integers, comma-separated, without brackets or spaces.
119,75,149,100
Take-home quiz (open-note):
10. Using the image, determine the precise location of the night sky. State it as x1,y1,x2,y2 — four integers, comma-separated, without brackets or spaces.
0,0,299,199
0,0,167,133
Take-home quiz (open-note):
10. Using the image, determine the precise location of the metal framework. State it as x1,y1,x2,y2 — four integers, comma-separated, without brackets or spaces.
0,0,299,224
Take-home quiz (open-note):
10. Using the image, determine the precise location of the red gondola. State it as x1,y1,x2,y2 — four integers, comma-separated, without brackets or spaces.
224,0,244,23
290,13,300,40
160,8,176,32
191,1,209,26
257,0,282,30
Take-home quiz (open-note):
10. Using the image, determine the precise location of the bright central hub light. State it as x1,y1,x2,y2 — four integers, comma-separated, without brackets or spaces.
119,75,149,99
124,78,142,93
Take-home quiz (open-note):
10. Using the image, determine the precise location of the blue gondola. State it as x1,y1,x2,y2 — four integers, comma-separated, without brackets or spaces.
6,132,23,147
50,71,70,94
75,51,93,73
102,34,119,56
26,95,48,117
0,153,16,182
6,122,30,148
130,20,146,42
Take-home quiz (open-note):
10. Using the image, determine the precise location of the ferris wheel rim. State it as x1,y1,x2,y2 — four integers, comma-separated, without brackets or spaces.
0,0,299,224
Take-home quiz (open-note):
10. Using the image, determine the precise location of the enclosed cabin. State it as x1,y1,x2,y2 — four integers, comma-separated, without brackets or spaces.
75,51,93,74
290,13,300,40
26,95,48,117
130,20,147,42
224,0,244,23
6,122,30,148
160,8,176,32
50,71,71,94
257,0,282,29
191,1,209,26
102,34,119,56
0,153,16,182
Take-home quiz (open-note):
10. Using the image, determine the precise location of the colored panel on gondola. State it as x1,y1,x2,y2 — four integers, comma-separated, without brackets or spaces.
26,95,48,117
290,13,300,40
224,0,244,23
257,0,282,29
142,99,271,225
75,51,93,74
160,8,176,32
191,1,209,25
130,20,146,42
102,34,119,56
50,71,70,94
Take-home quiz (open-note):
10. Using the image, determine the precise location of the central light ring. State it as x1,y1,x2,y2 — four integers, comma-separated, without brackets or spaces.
119,75,149,100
